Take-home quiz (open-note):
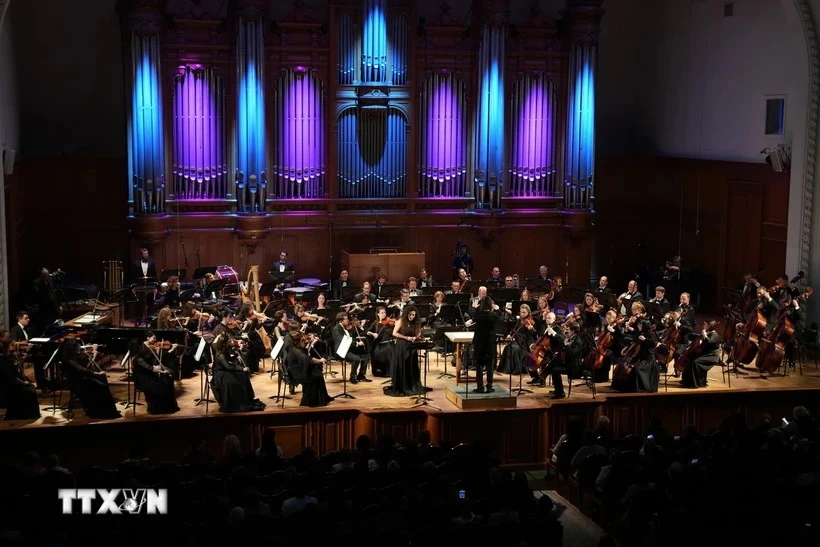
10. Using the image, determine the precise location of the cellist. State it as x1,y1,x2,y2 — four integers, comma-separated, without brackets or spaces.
593,309,623,382
680,320,721,388
727,286,779,369
611,302,660,393
527,312,562,388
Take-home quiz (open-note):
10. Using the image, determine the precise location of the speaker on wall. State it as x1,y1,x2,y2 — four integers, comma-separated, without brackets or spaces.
2,148,15,176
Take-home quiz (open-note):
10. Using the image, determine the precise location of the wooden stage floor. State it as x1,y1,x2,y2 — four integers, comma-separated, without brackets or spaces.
3,351,820,430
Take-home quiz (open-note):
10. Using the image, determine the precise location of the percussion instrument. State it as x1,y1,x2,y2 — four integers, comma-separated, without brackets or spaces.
284,286,311,294
103,260,124,293
215,265,240,295
298,277,323,287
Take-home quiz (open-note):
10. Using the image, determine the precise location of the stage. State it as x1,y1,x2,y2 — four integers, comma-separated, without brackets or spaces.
2,353,820,469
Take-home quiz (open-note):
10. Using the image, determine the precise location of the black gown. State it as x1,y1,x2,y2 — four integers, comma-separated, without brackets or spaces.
132,345,180,414
211,352,262,412
368,321,395,377
681,331,721,388
63,357,120,418
287,347,331,407
384,322,426,396
0,356,40,420
611,318,660,393
498,321,537,374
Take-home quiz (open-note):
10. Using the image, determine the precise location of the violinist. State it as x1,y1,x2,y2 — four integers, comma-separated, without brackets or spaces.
498,304,538,375
312,292,329,312
211,335,265,412
0,328,40,420
286,331,331,407
237,303,265,373
611,302,659,393
385,305,427,396
534,295,550,330
580,293,602,333
161,275,181,308
548,322,584,400
617,280,643,316
332,312,369,384
59,338,120,419
273,310,297,394
528,312,562,387
129,332,180,415
680,320,720,388
366,306,395,377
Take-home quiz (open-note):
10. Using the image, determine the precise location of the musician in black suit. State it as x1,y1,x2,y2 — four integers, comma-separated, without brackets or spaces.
675,292,696,329
10,311,49,392
353,282,378,306
31,268,62,333
466,292,500,393
331,270,351,300
549,322,584,400
617,280,643,316
132,248,157,283
681,321,721,389
0,329,40,420
331,312,369,384
270,250,295,274
595,276,613,294
528,312,562,387
648,286,671,318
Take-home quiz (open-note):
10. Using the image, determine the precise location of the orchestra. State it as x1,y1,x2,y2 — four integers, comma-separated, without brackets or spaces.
3,252,813,423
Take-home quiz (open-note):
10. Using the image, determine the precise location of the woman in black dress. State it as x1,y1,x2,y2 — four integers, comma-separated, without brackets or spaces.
211,335,265,412
60,339,120,419
681,320,721,388
287,332,332,407
611,302,660,393
0,329,40,420
498,304,537,374
130,333,180,415
367,306,395,376
384,305,426,396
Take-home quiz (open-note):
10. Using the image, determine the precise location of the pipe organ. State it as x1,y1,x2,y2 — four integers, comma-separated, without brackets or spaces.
121,0,602,224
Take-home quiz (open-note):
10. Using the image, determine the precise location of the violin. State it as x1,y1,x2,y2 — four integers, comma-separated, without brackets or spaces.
148,340,173,351
380,317,397,327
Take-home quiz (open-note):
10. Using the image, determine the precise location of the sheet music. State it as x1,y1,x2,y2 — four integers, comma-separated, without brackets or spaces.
29,338,52,343
336,335,352,359
271,337,285,360
121,350,131,370
194,338,207,362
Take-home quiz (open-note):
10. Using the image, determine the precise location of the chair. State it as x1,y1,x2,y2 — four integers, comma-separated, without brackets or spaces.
800,323,819,367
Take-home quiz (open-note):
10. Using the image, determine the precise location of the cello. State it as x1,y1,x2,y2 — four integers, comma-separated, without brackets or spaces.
612,341,641,383
584,315,626,370
675,335,705,374
524,319,564,375
756,287,813,374
654,313,681,366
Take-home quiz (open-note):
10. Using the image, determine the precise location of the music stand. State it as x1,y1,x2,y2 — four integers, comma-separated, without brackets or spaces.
643,301,664,325
192,338,215,407
340,286,358,302
132,281,158,327
444,294,471,325
565,286,588,306
333,336,355,399
526,278,551,295
461,281,481,295
41,347,66,415
119,351,145,414
410,340,440,409
269,338,292,407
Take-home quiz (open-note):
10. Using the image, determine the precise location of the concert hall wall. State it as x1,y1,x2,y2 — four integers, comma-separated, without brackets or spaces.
595,155,790,312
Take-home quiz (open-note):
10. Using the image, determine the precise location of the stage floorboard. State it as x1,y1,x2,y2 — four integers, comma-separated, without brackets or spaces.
3,351,820,430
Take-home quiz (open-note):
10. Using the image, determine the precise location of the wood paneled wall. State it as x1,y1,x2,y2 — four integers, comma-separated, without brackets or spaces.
595,156,789,312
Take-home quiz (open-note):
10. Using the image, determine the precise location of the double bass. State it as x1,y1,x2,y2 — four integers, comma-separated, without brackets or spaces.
730,306,769,365
756,287,813,374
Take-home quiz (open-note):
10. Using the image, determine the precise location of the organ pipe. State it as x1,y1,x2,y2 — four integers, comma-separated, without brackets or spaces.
128,31,165,215
565,43,596,209
419,72,467,198
509,74,558,197
236,17,266,213
172,67,227,200
272,69,326,199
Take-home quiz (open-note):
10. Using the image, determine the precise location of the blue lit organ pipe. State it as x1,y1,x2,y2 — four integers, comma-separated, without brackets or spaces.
129,31,165,214
236,17,266,212
565,43,596,209
338,11,354,84
390,14,408,85
473,24,505,207
362,0,387,82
